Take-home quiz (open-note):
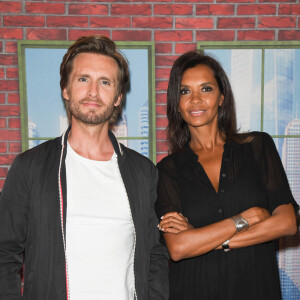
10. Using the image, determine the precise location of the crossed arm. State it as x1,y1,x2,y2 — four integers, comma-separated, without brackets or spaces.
158,203,297,262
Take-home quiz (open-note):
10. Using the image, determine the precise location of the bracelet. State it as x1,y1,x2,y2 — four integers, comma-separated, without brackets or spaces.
230,214,249,233
222,239,230,252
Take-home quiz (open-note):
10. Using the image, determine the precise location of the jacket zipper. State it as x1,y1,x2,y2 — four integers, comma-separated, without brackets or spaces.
58,142,70,300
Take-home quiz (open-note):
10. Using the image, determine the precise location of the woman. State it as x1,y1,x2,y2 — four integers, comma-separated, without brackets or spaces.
155,51,298,300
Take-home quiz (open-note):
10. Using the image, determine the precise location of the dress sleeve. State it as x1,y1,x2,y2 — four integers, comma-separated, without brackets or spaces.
250,132,299,213
155,156,182,219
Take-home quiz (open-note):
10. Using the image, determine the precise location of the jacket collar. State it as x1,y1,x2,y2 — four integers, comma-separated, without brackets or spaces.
60,125,123,157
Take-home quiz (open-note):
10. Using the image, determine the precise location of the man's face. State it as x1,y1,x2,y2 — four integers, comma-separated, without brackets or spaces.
62,52,122,126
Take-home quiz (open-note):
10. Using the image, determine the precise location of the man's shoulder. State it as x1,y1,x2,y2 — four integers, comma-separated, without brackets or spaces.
119,143,156,174
17,136,61,163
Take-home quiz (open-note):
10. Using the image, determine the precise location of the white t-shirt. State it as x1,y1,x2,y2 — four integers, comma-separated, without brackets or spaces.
65,142,135,300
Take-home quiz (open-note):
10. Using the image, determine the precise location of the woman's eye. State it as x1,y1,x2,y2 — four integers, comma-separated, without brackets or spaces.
202,86,212,92
180,88,190,95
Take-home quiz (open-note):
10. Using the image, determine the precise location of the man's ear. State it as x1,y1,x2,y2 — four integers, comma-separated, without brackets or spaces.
62,88,70,101
114,94,122,107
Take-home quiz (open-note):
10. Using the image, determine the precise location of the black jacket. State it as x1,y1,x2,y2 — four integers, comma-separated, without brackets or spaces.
0,129,169,300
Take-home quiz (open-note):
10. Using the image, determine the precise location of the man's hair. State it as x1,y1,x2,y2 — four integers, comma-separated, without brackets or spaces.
60,35,130,124
167,50,237,153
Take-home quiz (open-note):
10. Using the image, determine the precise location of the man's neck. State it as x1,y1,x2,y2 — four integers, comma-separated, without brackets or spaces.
67,121,114,161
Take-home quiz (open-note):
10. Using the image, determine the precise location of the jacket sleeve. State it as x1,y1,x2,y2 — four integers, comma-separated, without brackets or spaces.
0,155,30,296
148,165,169,300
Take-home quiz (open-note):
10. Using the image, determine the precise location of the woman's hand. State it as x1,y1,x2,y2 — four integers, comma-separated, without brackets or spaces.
158,212,193,233
240,207,271,227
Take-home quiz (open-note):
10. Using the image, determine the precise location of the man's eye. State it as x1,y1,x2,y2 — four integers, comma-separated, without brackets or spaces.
202,86,212,92
79,77,88,82
101,80,110,86
180,88,190,95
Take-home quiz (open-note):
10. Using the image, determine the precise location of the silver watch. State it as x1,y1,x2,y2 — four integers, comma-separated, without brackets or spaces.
231,214,249,233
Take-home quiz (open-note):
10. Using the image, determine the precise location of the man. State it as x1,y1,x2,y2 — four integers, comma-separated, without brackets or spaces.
0,35,169,299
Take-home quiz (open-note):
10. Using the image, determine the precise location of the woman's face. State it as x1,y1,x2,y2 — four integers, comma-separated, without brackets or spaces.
178,64,224,130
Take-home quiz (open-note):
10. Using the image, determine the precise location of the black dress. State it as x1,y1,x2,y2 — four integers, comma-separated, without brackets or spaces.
155,132,298,300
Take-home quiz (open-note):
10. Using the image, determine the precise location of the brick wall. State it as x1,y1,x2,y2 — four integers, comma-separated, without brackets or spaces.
0,0,299,190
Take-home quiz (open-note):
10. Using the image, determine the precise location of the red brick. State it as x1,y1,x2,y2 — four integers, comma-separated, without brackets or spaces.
156,116,168,127
238,30,275,40
154,4,193,15
156,129,167,140
175,43,197,54
279,30,300,40
47,16,88,27
27,29,67,40
111,4,151,16
0,80,19,92
0,94,5,104
8,118,20,129
0,105,19,117
279,4,300,15
237,4,276,15
196,30,235,41
259,0,295,2
218,0,255,3
156,81,168,92
156,67,171,80
69,30,110,41
156,140,169,152
0,129,21,141
156,93,167,104
156,55,178,67
155,43,172,54
0,55,17,66
156,104,167,116
133,17,172,29
0,167,8,177
0,142,7,153
0,179,5,190
133,0,170,2
0,154,17,165
175,0,213,2
0,118,6,128
156,153,168,164
9,142,21,153
218,17,255,29
196,4,234,15
0,68,4,79
0,42,2,52
90,17,130,28
4,16,44,27
5,42,18,53
6,68,18,79
0,1,21,13
8,93,19,104
258,17,296,28
155,30,193,42
69,4,108,15
112,30,151,41
176,18,213,29
26,2,65,14
0,28,23,39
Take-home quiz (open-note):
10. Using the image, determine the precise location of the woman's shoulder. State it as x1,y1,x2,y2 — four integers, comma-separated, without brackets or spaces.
232,131,272,145
157,149,191,171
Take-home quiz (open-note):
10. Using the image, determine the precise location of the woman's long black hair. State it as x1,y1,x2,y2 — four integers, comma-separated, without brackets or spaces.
167,50,238,153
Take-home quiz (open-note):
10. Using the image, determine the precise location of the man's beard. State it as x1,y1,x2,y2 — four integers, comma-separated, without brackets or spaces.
69,98,115,126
